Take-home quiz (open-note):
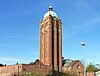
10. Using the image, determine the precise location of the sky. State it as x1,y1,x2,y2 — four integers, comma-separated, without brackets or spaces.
0,0,100,65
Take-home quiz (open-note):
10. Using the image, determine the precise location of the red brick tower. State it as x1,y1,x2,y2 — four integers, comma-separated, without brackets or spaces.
40,6,62,72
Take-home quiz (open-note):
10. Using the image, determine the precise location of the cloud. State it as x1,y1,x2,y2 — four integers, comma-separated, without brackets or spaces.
64,16,100,40
63,31,79,40
74,0,100,30
77,16,100,30
75,0,97,16
63,0,100,40
0,57,20,62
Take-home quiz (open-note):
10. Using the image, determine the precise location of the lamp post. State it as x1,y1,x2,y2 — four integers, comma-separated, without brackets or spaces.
80,41,86,76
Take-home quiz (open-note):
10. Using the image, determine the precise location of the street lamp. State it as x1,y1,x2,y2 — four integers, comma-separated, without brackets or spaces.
80,41,86,76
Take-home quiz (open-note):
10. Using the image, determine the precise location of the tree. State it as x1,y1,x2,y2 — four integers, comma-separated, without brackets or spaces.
86,63,99,72
0,64,3,66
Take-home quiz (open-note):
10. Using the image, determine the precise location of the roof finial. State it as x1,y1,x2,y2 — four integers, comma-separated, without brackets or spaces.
49,6,53,11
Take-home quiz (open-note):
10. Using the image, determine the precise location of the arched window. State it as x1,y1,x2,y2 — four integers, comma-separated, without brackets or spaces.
77,65,81,69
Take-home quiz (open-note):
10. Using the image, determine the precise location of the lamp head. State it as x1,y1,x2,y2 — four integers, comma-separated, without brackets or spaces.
80,41,85,46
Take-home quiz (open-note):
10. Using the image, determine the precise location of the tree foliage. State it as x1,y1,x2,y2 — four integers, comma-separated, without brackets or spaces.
86,63,99,72
0,64,3,66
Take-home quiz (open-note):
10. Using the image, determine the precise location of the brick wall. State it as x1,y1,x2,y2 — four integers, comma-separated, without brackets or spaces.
0,64,22,76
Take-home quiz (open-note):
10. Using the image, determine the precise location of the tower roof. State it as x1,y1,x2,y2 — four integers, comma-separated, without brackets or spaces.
44,6,57,18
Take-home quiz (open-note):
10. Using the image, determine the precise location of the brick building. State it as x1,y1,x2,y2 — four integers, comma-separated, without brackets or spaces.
0,60,51,76
63,59,84,76
40,6,62,72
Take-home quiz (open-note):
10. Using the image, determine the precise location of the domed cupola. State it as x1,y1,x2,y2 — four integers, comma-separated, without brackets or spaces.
44,6,58,18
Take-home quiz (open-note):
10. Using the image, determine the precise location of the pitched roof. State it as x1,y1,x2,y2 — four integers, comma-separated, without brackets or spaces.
29,59,43,65
70,60,79,67
63,59,79,67
29,59,39,65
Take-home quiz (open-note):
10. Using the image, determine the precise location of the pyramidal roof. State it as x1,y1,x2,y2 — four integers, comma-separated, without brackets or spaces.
44,6,57,18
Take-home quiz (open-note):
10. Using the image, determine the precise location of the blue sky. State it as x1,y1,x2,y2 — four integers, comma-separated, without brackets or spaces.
0,0,100,65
